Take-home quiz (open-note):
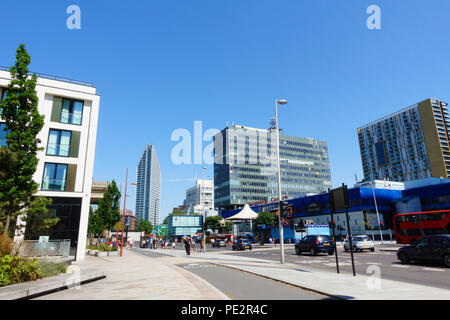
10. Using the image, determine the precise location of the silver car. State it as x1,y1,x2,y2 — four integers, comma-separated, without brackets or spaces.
344,235,375,252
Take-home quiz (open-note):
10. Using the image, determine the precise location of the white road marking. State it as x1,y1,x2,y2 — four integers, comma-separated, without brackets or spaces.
392,264,409,268
422,268,445,272
366,262,382,265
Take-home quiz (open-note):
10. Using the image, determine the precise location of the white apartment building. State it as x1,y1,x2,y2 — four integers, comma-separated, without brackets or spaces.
183,179,214,215
0,67,100,261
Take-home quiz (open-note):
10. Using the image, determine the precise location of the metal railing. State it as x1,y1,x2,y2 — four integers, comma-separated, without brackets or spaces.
0,65,94,87
15,239,71,258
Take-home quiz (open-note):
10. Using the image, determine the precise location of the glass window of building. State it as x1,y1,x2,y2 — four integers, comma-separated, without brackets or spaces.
42,163,68,191
0,123,8,147
60,99,83,125
0,87,6,115
47,129,72,157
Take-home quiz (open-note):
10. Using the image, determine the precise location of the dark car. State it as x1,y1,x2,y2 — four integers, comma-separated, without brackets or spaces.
232,239,252,251
397,235,450,267
295,235,334,256
212,239,226,247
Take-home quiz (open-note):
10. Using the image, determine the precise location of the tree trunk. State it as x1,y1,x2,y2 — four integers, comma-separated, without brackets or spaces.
3,215,11,236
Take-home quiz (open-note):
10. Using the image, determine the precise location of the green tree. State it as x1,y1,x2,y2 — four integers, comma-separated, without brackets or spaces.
255,211,274,243
97,180,121,240
162,216,168,225
172,210,185,216
138,219,153,234
205,216,222,232
88,207,104,237
23,197,58,240
0,148,18,231
0,44,45,236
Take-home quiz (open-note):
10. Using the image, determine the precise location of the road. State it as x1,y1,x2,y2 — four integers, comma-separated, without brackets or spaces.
176,262,331,300
137,248,331,299
229,247,450,290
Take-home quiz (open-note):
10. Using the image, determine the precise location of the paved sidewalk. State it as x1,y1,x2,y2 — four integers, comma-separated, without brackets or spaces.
149,248,450,300
34,249,228,300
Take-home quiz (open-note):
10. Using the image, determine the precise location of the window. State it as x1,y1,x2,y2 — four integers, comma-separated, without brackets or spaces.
0,123,8,147
60,99,83,125
42,163,68,191
0,87,6,116
47,129,71,157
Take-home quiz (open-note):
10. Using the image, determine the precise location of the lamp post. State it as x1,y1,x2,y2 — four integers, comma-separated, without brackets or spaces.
202,166,206,253
372,180,384,244
120,170,137,257
120,169,128,257
275,99,287,264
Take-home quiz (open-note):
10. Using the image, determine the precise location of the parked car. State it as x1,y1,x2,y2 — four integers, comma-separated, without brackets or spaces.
232,239,252,251
295,235,334,256
397,235,450,267
212,239,226,247
344,235,375,252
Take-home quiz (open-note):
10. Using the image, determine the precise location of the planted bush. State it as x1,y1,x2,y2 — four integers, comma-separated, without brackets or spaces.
37,261,67,278
0,255,41,287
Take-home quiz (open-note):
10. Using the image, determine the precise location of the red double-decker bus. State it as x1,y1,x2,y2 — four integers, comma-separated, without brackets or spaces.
393,210,450,244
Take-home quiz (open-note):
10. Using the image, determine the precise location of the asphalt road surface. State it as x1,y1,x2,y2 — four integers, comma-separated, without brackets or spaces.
231,248,450,290
177,262,332,300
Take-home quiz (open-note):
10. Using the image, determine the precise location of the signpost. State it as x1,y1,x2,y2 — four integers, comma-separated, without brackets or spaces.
155,225,167,237
329,184,356,276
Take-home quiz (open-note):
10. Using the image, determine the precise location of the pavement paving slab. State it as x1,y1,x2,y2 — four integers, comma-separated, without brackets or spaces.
33,249,228,300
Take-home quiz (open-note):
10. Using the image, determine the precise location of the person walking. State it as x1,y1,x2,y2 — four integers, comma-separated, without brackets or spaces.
184,238,191,256
171,240,176,252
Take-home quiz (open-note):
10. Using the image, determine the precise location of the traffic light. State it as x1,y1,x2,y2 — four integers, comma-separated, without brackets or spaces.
299,220,305,228
328,221,336,229
280,201,289,218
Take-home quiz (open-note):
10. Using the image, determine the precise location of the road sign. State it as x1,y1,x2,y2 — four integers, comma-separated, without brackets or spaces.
155,225,167,236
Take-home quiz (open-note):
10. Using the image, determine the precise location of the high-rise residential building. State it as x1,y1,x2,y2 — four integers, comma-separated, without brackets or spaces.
182,179,214,214
358,98,450,182
0,66,100,261
214,125,332,211
135,144,161,226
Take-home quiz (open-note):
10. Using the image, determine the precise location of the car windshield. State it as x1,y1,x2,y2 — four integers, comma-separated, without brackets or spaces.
318,236,331,242
354,236,370,241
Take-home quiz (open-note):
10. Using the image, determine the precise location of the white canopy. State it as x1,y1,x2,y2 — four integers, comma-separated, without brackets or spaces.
225,204,258,220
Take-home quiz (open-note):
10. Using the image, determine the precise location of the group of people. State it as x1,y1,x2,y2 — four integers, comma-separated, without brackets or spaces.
183,238,204,255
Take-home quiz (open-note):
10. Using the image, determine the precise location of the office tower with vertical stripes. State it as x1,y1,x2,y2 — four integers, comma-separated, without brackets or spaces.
358,98,450,182
135,145,161,226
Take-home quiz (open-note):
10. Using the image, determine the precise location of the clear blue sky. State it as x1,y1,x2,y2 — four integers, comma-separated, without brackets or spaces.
1,1,450,222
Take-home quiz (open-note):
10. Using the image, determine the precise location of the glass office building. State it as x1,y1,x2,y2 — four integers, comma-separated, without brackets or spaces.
135,144,161,226
167,215,203,238
214,125,332,211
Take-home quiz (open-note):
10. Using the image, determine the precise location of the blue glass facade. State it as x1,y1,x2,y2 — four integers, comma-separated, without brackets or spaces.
167,215,203,238
221,182,450,240
135,145,161,225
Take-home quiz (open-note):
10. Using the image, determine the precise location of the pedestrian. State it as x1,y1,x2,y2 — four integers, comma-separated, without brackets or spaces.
184,238,191,255
191,239,195,253
200,239,204,252
171,240,176,252
269,237,272,245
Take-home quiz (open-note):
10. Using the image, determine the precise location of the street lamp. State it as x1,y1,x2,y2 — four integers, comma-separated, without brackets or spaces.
372,180,384,244
202,166,206,253
275,99,287,264
120,170,137,257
